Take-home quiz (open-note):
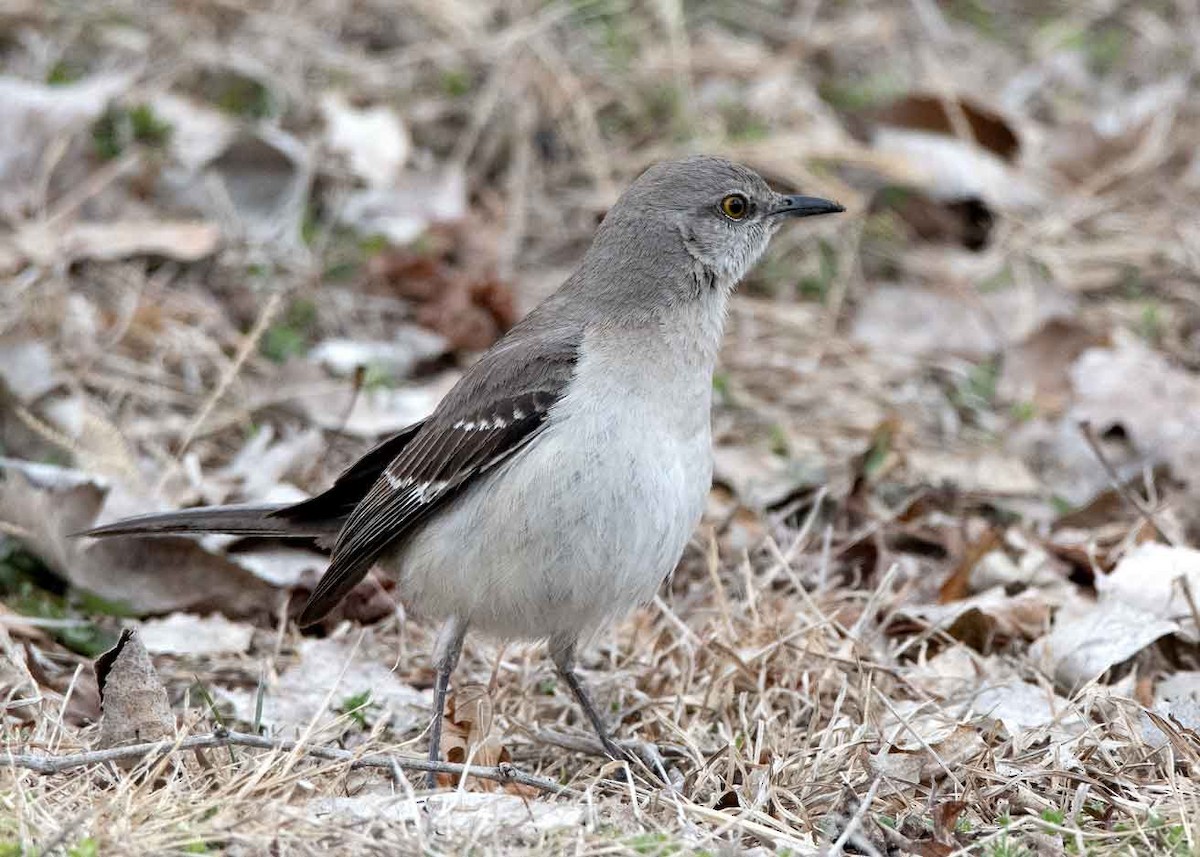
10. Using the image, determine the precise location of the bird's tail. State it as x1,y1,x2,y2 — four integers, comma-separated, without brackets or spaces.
77,504,340,539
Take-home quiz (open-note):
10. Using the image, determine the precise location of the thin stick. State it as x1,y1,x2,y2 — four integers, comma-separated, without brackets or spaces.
1077,420,1178,546
1,728,574,796
157,292,284,493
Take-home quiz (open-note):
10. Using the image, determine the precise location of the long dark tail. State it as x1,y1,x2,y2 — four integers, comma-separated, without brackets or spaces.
78,504,340,538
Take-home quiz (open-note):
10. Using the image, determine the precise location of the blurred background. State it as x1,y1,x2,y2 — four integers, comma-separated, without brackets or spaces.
2,1,1200,853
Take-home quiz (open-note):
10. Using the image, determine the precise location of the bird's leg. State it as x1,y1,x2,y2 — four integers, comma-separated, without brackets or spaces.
426,616,467,789
550,639,630,765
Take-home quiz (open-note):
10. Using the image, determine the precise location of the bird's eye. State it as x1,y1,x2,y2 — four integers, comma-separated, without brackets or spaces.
720,194,749,220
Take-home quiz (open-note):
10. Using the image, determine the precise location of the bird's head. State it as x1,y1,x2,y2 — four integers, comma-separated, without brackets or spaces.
594,156,844,293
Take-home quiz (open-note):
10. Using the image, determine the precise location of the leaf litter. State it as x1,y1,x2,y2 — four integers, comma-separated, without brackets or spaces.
0,1,1199,854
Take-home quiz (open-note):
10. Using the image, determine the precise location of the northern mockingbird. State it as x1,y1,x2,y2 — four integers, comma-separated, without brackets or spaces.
83,156,844,785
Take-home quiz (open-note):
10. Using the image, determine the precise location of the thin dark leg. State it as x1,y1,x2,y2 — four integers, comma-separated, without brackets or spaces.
426,616,467,789
550,640,630,765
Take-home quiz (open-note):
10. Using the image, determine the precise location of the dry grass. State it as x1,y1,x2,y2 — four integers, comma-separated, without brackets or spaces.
3,0,1200,854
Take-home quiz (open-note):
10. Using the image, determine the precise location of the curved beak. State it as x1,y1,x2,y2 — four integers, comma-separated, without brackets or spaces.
770,195,845,218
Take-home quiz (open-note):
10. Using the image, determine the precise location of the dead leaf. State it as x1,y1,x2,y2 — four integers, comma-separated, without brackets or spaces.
866,94,1020,161
851,282,1074,359
222,637,427,737
438,682,516,791
295,372,457,437
0,459,279,618
138,613,255,657
998,318,1109,417
0,73,132,217
308,330,448,380
341,167,467,245
0,339,58,403
1070,334,1200,490
308,792,584,832
1031,597,1177,692
320,92,410,188
907,449,1040,496
1097,544,1200,642
94,629,175,750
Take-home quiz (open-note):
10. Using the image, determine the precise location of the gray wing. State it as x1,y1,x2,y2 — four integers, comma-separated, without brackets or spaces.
297,313,581,626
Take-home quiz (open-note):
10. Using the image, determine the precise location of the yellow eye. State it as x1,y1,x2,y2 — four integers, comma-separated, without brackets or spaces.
720,193,748,220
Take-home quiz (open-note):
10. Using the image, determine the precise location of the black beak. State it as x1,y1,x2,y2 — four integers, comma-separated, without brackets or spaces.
770,195,845,218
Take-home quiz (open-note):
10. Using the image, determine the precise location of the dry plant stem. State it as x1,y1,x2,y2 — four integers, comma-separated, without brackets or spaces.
1077,419,1178,546
1,728,574,796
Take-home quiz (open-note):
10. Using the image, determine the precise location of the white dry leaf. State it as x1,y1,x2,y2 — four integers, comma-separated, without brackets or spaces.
309,792,584,833
851,281,1074,359
150,93,238,172
0,339,57,402
969,681,1085,744
1141,671,1200,748
1031,597,1177,692
906,645,981,699
339,166,467,245
711,444,824,509
0,73,132,217
309,329,448,380
320,92,410,188
1069,333,1200,489
222,546,327,588
870,724,985,791
880,701,961,749
138,613,255,657
1097,543,1200,642
224,637,428,736
297,373,458,438
906,448,1040,495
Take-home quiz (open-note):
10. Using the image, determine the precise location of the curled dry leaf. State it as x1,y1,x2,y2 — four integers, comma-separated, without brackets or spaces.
0,459,279,618
1070,334,1200,491
94,629,175,751
1097,543,1200,642
438,682,521,792
1031,597,1177,693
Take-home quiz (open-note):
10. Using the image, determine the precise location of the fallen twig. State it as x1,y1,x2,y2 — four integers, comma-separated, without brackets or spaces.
1,728,574,796
1077,419,1178,546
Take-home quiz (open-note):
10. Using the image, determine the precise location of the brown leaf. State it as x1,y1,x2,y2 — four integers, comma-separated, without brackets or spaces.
94,629,175,750
438,682,517,791
938,529,1002,604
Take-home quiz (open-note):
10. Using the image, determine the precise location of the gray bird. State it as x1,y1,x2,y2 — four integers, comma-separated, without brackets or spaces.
82,156,844,785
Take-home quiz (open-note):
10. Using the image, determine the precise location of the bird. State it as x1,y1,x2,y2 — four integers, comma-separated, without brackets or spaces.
81,155,844,786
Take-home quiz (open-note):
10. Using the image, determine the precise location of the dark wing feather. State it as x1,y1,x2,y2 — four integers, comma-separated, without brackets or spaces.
274,420,426,524
296,305,582,626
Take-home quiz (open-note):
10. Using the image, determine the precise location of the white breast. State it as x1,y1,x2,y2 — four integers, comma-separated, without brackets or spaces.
383,291,729,643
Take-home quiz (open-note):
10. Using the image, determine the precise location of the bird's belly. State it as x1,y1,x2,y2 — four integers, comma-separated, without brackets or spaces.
383,411,711,642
